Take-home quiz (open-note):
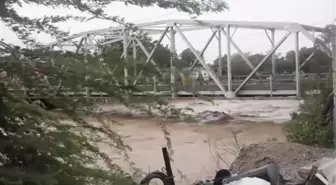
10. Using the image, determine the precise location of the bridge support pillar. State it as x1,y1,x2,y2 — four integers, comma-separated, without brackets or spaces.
226,25,232,92
217,27,222,77
295,32,301,98
170,26,176,98
271,29,276,75
123,29,129,86
132,39,137,76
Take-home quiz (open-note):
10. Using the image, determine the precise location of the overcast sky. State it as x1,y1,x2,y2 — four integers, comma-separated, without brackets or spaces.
1,0,335,63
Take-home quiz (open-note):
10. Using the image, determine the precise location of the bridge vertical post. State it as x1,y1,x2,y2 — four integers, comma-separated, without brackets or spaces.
85,86,90,99
331,25,336,148
170,26,176,98
83,35,89,96
226,25,234,98
295,32,301,98
271,29,276,75
217,27,222,77
153,76,157,94
269,75,273,97
83,35,88,63
123,29,129,86
133,39,137,77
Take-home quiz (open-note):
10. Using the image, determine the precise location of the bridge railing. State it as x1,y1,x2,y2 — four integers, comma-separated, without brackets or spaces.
134,72,328,96
12,72,328,98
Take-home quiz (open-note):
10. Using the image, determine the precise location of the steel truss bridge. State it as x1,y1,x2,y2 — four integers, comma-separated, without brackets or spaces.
44,19,333,98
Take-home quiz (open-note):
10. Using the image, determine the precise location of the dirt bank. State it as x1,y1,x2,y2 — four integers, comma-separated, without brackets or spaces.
230,141,334,183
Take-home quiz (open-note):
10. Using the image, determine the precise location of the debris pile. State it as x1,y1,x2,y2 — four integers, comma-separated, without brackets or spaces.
95,109,234,124
193,110,233,124
226,177,271,185
230,141,334,183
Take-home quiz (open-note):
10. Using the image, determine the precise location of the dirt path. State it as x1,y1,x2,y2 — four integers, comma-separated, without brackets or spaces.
94,117,286,184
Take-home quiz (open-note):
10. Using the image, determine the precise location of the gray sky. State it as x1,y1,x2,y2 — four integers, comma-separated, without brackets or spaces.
1,0,335,63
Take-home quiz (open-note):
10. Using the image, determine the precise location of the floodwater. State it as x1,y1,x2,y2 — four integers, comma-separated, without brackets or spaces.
92,99,301,184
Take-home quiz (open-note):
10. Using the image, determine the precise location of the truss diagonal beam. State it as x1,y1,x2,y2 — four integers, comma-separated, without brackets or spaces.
230,27,238,39
235,32,291,94
189,30,217,71
265,30,272,43
291,52,315,75
211,28,219,40
134,38,160,69
298,25,332,57
99,38,123,46
133,27,169,85
222,27,261,77
75,38,84,54
174,24,227,93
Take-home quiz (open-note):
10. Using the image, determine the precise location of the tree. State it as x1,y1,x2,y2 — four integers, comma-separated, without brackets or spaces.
230,53,251,75
276,56,293,74
249,53,274,74
284,72,334,148
179,48,198,67
140,37,172,69
214,45,332,76
299,47,331,74
0,1,229,184
280,47,331,74
283,24,335,148
212,55,227,73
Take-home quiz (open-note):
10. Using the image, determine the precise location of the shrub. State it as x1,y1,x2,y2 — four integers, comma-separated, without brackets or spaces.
284,73,334,148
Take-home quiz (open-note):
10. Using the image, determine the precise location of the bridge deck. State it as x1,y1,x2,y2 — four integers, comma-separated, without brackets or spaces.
19,74,325,98
133,73,326,97
136,82,296,96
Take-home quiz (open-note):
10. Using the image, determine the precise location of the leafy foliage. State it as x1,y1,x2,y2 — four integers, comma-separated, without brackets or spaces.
0,0,228,43
0,51,135,184
0,0,229,184
283,74,334,148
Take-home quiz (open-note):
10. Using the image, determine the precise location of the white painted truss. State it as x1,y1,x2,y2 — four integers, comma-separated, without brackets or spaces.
43,19,334,99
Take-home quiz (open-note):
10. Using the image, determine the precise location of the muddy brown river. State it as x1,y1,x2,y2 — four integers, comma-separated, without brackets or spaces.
94,117,286,184
83,99,300,184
